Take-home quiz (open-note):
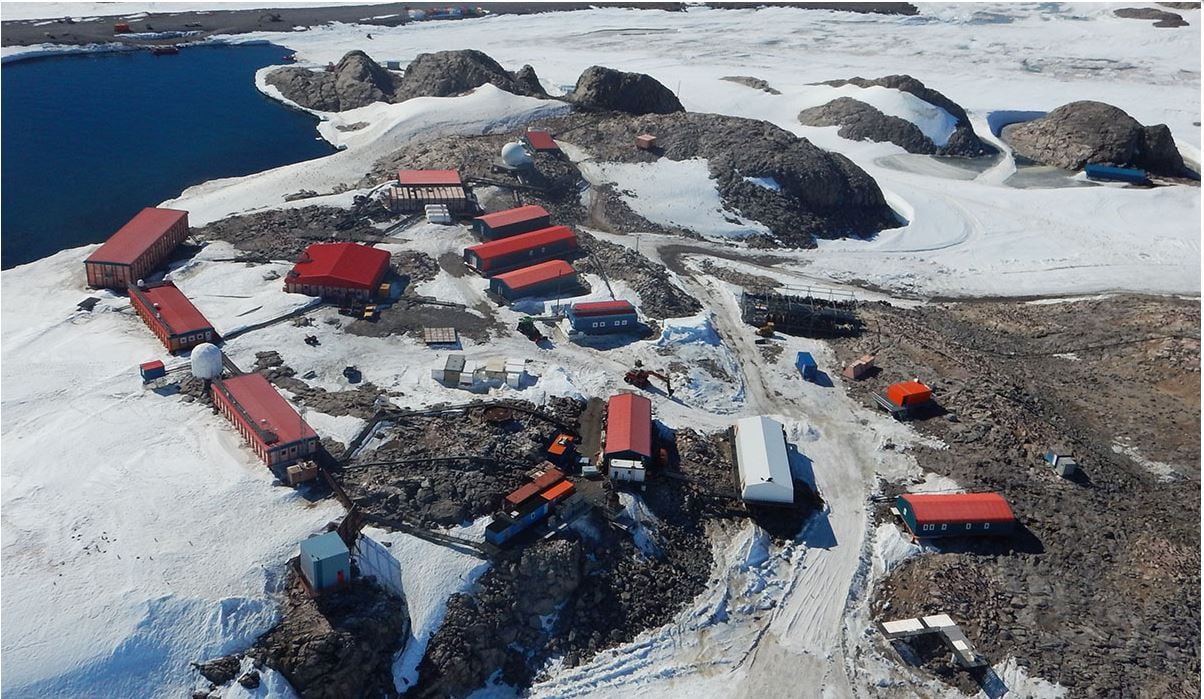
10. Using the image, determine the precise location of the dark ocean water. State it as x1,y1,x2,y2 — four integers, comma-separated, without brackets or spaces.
1,43,334,269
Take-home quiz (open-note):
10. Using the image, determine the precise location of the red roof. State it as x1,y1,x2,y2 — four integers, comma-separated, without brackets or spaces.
86,207,188,266
397,169,462,186
900,493,1015,526
215,372,317,446
540,479,576,502
475,205,549,230
505,482,543,508
288,243,389,290
493,260,575,291
605,393,652,458
572,300,636,318
532,467,566,490
131,282,214,335
524,129,559,151
466,226,577,263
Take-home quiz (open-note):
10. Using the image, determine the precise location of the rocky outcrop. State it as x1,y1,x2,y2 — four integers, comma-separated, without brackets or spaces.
393,49,547,101
568,66,684,115
266,50,404,112
1006,101,1187,176
820,75,996,157
416,540,583,697
561,111,899,246
721,75,781,95
1114,7,1189,27
799,97,937,154
246,573,408,699
266,49,546,112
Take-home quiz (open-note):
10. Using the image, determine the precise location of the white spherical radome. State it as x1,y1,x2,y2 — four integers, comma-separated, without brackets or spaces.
190,343,223,380
501,142,533,168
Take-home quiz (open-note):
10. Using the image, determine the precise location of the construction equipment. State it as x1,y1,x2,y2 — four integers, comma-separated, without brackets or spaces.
624,367,673,396
517,317,545,343
756,322,776,338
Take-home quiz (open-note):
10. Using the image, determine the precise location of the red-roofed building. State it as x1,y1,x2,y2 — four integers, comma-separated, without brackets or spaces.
390,170,470,213
895,492,1016,538
285,242,390,301
605,392,653,462
464,225,579,274
522,128,560,153
128,282,218,352
472,205,550,240
85,207,189,289
489,260,577,300
211,372,319,468
567,300,639,334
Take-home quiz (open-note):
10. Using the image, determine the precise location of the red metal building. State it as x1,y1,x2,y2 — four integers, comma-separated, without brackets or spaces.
464,225,579,274
896,492,1016,538
211,372,319,467
605,392,653,462
284,242,390,301
85,207,189,289
488,260,577,300
522,128,560,153
472,205,551,240
128,282,218,352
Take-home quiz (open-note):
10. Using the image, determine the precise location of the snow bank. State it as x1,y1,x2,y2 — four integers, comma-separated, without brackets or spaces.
579,158,771,239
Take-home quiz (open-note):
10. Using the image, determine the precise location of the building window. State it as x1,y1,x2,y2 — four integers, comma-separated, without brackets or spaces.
941,524,947,531
984,523,990,530
966,523,972,530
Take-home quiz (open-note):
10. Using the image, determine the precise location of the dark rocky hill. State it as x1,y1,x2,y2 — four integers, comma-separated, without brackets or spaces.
567,66,684,115
266,49,546,112
1006,101,1188,176
818,75,995,157
799,96,937,154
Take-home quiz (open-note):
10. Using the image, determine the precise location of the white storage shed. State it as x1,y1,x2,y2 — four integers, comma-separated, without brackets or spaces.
609,458,646,483
733,416,794,504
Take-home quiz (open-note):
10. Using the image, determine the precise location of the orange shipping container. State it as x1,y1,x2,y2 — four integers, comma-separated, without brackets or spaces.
886,381,932,407
540,479,576,503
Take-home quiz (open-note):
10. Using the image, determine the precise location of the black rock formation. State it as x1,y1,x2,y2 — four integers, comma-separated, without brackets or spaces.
799,96,937,154
1114,7,1189,27
568,65,684,115
819,75,996,157
266,50,404,112
1006,100,1188,176
266,49,546,112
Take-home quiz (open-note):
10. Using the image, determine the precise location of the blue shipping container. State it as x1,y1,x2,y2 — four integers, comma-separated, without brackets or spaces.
299,531,350,591
1084,163,1150,185
796,352,817,381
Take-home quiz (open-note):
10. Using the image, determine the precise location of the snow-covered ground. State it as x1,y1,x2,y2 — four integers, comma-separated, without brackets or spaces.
2,2,1197,697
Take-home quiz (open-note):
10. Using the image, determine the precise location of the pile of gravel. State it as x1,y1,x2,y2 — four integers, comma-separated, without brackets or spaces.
575,230,702,319
1005,100,1188,176
195,206,389,261
815,75,996,157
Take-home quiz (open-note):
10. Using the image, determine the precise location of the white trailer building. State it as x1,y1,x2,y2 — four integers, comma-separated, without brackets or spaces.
609,458,646,483
733,416,794,504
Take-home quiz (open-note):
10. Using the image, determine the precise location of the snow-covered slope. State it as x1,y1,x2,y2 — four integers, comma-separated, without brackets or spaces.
0,248,343,697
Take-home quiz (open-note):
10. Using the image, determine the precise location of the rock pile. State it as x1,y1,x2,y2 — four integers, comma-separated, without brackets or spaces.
799,96,937,155
568,65,684,115
575,230,703,319
415,540,583,697
721,75,781,95
196,205,389,261
1006,101,1188,176
267,49,546,112
816,75,995,157
245,573,408,699
336,398,586,528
